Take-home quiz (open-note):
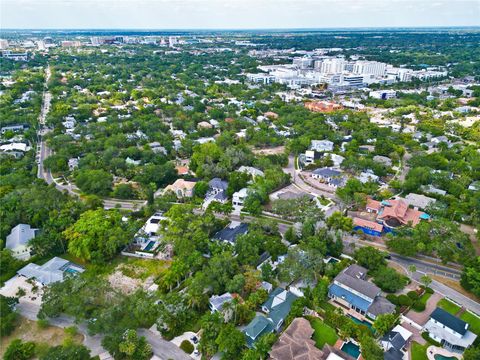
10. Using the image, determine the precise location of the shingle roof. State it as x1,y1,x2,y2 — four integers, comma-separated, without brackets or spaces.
430,307,468,335
209,292,233,312
368,296,396,317
312,168,342,178
212,222,248,244
381,331,406,351
244,315,274,345
334,272,380,300
209,178,228,191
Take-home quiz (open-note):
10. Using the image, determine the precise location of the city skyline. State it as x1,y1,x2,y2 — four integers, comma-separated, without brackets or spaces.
2,0,480,30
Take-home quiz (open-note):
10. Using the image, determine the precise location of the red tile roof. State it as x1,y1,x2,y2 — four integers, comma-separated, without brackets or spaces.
353,217,384,233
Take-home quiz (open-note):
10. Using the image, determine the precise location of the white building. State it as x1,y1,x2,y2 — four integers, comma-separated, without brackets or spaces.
310,140,334,152
5,224,38,260
232,188,249,207
369,90,397,100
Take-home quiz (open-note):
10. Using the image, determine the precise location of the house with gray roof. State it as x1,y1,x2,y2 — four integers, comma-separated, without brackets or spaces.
423,307,477,353
311,168,346,189
17,257,84,285
5,224,38,260
381,325,412,360
209,292,233,313
328,264,395,320
212,221,248,244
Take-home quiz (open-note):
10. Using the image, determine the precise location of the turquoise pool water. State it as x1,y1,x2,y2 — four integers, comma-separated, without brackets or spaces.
341,342,360,359
348,315,373,329
434,355,457,360
143,241,157,251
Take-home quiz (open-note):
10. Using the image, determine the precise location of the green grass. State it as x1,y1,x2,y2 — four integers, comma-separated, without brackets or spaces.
460,311,480,335
418,292,432,306
411,341,428,360
309,318,338,349
437,298,461,315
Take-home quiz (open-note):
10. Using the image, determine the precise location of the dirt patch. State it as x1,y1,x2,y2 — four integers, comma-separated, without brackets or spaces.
252,146,285,155
108,270,143,295
387,261,408,276
0,317,83,358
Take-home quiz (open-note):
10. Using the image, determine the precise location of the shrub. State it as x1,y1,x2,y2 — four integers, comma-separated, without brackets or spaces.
386,294,398,305
407,291,420,300
180,340,194,354
425,287,434,294
397,295,413,307
412,301,426,312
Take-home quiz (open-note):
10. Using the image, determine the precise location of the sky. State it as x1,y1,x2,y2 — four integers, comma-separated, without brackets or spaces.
1,0,480,30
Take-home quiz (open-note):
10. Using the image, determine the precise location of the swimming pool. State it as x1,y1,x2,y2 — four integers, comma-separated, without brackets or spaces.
341,342,360,359
348,315,373,329
434,355,457,360
143,241,157,251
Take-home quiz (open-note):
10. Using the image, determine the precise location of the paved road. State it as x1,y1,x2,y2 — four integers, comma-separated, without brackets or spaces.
138,329,191,360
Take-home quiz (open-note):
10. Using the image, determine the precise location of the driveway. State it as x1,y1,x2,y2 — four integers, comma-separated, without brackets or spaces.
405,292,442,326
138,329,191,360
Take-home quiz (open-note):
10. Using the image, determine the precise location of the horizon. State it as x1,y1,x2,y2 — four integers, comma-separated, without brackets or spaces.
2,0,479,30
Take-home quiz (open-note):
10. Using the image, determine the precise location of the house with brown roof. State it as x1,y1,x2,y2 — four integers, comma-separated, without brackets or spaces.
304,101,343,113
364,197,430,230
269,318,354,360
163,179,196,198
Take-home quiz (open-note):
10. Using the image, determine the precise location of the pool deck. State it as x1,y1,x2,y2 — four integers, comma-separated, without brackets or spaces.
426,345,461,360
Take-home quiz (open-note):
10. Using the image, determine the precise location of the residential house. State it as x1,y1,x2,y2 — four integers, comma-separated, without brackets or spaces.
468,181,480,191
366,198,430,229
305,101,343,113
353,217,384,237
212,221,248,245
269,317,325,360
310,140,334,153
203,178,229,209
68,158,79,171
404,193,436,210
6,224,38,260
163,179,196,198
421,185,447,196
311,168,346,189
232,187,249,207
17,257,84,286
423,307,477,353
357,170,379,184
264,111,279,119
238,166,265,178
373,155,393,167
132,212,166,253
197,121,213,129
148,142,168,155
380,325,412,360
328,264,395,320
244,287,298,347
209,292,234,314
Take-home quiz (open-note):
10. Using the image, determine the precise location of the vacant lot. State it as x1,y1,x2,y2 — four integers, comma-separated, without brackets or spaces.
0,317,83,358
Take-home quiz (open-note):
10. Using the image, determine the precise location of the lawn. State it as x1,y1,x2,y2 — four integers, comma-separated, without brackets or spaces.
309,318,338,349
410,341,428,360
437,298,461,315
460,311,480,335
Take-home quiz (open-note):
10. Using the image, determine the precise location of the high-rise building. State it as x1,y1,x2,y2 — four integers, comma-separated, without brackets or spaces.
0,39,9,50
352,61,386,76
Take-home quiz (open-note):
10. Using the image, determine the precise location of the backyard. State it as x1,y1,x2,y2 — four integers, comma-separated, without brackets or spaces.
308,317,338,349
410,341,428,360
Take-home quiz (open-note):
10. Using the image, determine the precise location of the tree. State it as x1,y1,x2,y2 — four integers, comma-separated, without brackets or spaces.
461,257,480,297
0,295,18,336
326,211,353,232
359,335,384,360
408,265,417,274
64,209,133,263
75,169,113,196
3,339,35,360
216,323,246,360
112,184,135,199
463,345,480,360
420,274,432,288
354,246,386,272
199,312,224,358
118,329,152,360
373,313,397,336
373,267,408,293
40,343,91,360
